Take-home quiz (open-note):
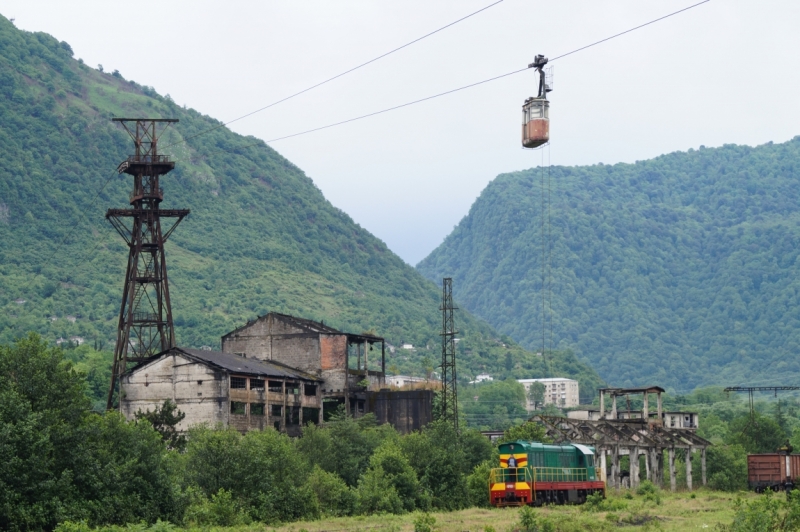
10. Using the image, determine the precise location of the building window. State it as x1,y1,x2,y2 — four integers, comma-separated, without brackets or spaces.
231,401,246,415
271,404,282,417
304,384,317,396
234,352,246,358
230,377,247,389
268,381,283,393
251,403,265,416
286,383,300,395
250,378,265,390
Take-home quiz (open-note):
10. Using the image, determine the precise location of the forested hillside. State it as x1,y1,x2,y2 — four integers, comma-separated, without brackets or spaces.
0,15,602,397
418,137,800,392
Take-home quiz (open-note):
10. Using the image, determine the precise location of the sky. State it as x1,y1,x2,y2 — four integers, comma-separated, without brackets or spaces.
3,1,800,265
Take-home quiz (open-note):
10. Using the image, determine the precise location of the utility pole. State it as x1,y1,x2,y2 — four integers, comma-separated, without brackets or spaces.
440,278,458,432
105,118,189,410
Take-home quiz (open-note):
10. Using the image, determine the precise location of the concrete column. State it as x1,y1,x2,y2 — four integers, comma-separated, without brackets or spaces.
319,398,324,425
643,393,649,421
645,448,651,480
612,445,620,490
669,448,676,492
657,393,663,422
364,340,369,375
611,396,618,419
701,448,707,486
600,449,607,481
686,447,693,491
281,378,287,432
630,446,639,489
600,391,605,419
650,448,660,486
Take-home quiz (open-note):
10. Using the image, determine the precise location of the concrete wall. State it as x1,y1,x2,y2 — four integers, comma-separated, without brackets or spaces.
364,389,434,434
121,353,228,432
222,315,332,378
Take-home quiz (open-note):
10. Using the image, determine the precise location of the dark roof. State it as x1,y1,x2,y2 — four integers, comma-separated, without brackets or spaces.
221,312,384,342
130,347,322,382
599,386,666,395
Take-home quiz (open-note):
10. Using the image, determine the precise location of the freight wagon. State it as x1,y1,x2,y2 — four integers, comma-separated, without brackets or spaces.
748,453,800,492
490,441,605,506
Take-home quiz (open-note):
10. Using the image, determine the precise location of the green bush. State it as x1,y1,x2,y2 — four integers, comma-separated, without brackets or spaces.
183,488,249,526
582,491,628,513
466,459,494,508
412,512,437,532
635,480,662,505
305,466,355,517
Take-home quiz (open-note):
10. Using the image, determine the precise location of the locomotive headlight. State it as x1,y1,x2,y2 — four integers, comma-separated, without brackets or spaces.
506,483,515,490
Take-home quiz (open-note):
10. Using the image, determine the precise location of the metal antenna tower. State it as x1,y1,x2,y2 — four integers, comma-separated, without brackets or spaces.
440,277,459,432
106,118,189,410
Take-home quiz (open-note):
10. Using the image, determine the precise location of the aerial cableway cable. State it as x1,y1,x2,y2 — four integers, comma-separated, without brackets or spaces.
25,0,712,316
162,0,506,150
173,0,710,160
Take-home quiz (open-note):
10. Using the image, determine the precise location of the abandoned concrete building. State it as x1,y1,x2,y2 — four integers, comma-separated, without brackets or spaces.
120,313,432,435
540,386,711,492
120,347,323,436
221,313,386,415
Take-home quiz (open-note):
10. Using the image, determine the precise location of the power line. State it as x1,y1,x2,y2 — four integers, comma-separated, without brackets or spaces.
549,0,710,62
208,0,711,148
162,0,506,150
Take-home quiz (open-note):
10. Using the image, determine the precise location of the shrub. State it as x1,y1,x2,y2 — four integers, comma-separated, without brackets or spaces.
183,488,250,527
305,466,355,517
413,512,437,532
466,459,494,508
636,480,662,505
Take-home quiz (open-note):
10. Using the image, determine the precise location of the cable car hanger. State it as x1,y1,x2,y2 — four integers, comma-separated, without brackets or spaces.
522,54,551,149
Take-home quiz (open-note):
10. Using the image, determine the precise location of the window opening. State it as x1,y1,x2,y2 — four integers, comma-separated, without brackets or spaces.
250,403,265,416
230,401,246,415
250,378,265,390
304,384,317,396
230,376,247,389
271,404,282,417
268,381,283,392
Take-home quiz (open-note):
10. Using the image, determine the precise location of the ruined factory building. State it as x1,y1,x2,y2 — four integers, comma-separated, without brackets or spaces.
221,312,432,433
120,347,323,436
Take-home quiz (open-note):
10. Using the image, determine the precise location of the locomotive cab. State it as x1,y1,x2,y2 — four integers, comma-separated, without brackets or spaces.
522,54,551,149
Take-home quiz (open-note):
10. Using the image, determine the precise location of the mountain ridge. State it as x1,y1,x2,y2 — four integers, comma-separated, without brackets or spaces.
418,138,800,392
0,14,604,401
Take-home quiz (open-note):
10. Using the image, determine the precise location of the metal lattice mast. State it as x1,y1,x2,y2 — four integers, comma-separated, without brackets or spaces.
106,118,189,410
440,278,458,431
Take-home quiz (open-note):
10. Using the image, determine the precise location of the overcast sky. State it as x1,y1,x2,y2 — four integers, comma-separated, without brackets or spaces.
4,1,799,264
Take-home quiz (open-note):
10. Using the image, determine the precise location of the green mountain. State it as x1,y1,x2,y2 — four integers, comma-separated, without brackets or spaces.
418,138,800,392
0,15,602,402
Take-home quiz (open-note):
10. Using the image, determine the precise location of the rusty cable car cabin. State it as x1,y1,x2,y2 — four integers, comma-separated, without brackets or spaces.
522,54,551,149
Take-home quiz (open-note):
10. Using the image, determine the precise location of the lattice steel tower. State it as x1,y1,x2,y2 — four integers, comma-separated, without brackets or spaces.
106,118,189,410
440,277,459,431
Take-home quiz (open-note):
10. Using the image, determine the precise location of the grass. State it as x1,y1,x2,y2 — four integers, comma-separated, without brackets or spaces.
258,489,754,532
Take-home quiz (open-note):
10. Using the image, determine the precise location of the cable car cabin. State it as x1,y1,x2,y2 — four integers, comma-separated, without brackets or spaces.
521,54,551,149
522,98,549,149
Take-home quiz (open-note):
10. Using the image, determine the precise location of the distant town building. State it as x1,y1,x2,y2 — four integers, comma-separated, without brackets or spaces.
567,408,699,430
400,343,414,350
469,374,494,384
386,375,428,387
518,377,580,410
69,336,85,346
